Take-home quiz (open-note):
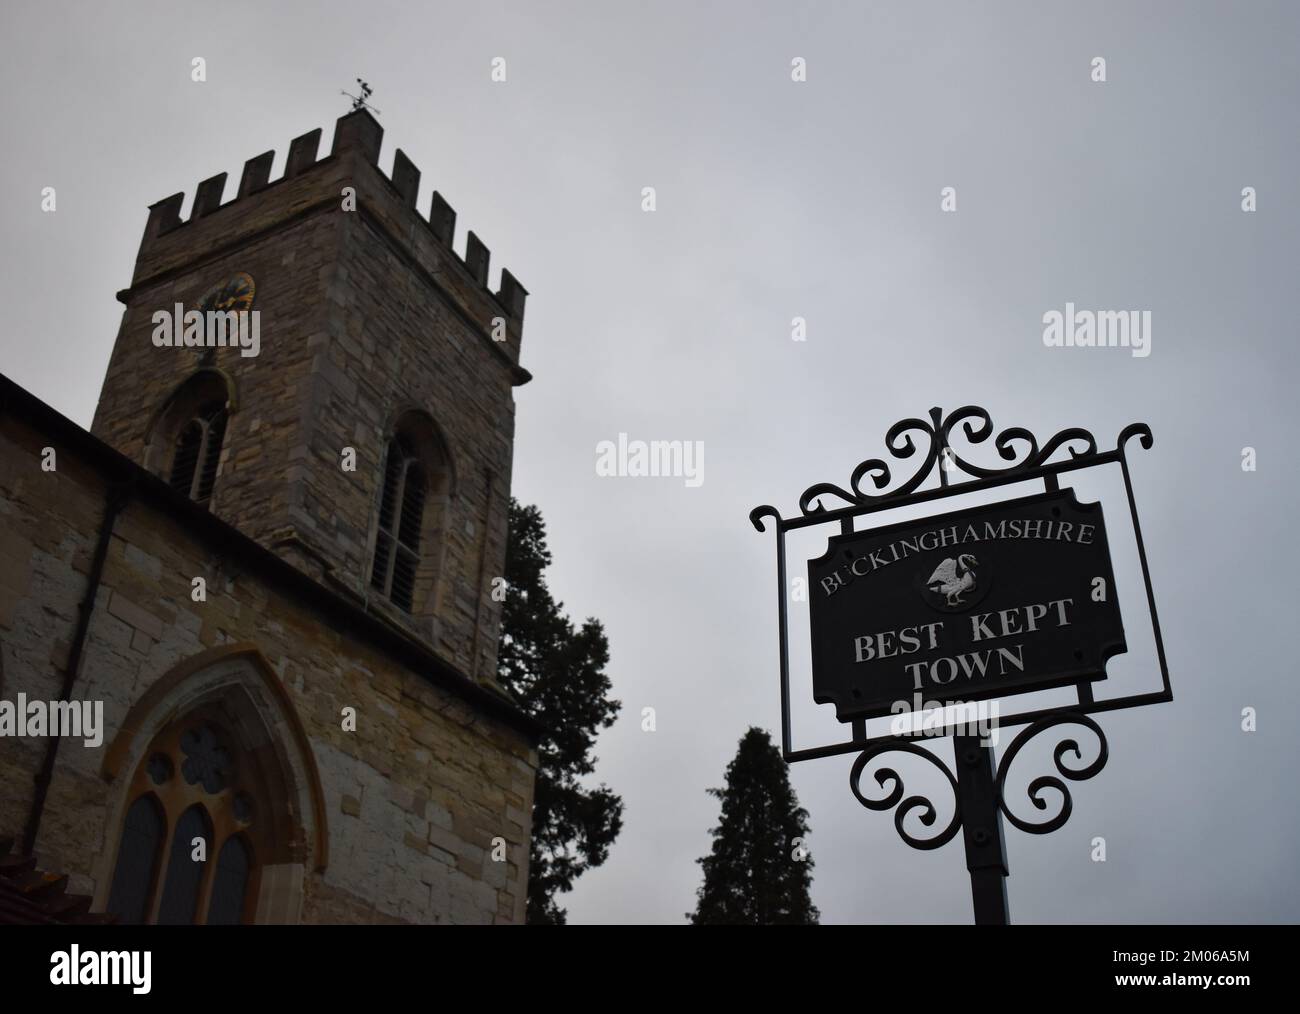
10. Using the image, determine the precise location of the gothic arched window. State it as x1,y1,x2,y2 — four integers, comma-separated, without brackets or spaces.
370,435,427,611
168,401,227,505
105,714,268,925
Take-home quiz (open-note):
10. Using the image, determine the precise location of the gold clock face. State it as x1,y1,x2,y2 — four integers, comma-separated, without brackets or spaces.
199,272,255,314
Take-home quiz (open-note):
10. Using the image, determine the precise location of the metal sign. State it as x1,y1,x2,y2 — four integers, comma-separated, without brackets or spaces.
750,406,1172,925
808,490,1126,722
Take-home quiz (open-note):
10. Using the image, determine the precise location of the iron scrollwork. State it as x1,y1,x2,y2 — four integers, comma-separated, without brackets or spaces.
849,742,962,850
800,405,1101,515
849,713,1108,850
993,714,1109,835
749,405,1117,527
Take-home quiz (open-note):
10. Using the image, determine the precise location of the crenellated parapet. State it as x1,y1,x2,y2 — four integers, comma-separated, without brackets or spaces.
131,109,528,365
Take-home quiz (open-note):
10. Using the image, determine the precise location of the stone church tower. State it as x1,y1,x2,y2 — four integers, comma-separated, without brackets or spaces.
92,108,529,677
0,109,538,924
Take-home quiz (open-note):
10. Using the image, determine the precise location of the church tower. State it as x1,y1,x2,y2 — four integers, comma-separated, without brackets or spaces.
90,109,529,682
0,110,537,924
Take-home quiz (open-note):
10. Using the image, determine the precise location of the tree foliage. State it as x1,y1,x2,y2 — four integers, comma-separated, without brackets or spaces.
498,499,623,924
690,727,819,924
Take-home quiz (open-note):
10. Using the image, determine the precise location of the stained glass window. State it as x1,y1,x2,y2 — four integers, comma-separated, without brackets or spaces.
156,804,211,925
106,795,164,924
207,836,251,925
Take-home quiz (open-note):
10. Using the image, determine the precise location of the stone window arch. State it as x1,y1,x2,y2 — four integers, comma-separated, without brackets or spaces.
369,411,454,614
106,710,274,924
97,645,328,925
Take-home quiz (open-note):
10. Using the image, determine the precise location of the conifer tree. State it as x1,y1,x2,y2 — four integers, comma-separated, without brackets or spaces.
689,727,819,924
498,499,623,924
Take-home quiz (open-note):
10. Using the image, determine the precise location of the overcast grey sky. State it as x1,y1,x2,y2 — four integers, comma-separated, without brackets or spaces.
2,0,1298,923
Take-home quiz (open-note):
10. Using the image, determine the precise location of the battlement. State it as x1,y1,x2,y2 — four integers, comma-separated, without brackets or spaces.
135,109,528,331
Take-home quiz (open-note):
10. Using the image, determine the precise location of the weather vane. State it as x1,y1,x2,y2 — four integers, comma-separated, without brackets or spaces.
342,78,381,116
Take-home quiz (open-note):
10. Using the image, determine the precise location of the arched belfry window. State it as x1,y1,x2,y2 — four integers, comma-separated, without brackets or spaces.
105,710,272,925
168,401,227,504
371,436,426,610
146,370,235,508
369,413,453,615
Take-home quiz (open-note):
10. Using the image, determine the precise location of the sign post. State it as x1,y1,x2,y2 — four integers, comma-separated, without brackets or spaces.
751,406,1171,924
954,734,1009,924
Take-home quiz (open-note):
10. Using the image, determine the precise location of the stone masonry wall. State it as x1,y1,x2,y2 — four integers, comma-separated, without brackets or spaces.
0,413,536,924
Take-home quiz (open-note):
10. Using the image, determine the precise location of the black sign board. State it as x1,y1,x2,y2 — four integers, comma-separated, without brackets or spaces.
808,489,1126,722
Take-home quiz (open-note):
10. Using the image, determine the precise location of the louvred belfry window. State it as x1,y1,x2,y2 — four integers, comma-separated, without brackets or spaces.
168,401,227,506
370,436,427,612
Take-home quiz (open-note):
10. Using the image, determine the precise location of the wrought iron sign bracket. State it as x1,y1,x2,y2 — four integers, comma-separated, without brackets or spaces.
852,713,1107,840
750,406,1170,924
